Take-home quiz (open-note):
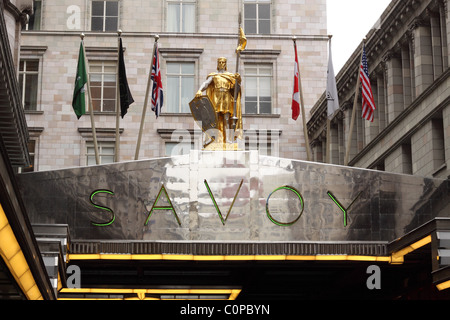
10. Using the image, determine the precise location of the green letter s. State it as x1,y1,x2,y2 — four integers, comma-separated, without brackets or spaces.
90,189,115,227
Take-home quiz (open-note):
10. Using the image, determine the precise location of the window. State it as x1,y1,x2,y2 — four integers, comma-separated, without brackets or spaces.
431,118,445,173
167,0,195,33
91,1,119,32
23,0,42,30
244,64,272,114
165,141,194,156
166,62,194,113
89,61,117,112
244,0,271,34
19,60,39,111
87,142,115,165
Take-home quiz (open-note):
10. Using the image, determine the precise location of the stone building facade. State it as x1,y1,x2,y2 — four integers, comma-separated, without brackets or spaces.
308,0,450,179
20,0,328,171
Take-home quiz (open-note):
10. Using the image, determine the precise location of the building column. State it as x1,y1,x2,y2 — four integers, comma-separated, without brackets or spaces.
443,0,450,69
438,0,449,70
376,65,387,131
311,139,323,163
410,18,434,96
429,9,444,78
337,114,345,164
407,32,417,101
365,75,379,144
400,41,412,108
342,101,357,162
384,50,404,123
443,105,450,170
356,106,364,152
330,121,339,164
321,139,327,164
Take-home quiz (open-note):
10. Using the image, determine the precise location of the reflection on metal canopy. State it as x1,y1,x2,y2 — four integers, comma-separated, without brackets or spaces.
17,151,449,243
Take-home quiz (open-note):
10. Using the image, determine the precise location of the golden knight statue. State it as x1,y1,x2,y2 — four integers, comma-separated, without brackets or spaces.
191,28,246,150
195,57,243,145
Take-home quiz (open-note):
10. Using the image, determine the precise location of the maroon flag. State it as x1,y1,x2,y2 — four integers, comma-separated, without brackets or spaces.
291,42,300,121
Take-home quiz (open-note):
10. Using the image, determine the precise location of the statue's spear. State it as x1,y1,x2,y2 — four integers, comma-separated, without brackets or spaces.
232,13,247,133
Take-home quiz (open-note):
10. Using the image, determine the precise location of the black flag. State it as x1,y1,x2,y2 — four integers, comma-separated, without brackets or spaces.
118,38,134,118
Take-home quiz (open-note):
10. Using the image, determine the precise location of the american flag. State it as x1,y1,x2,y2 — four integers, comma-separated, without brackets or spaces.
151,42,163,118
291,42,300,121
360,44,376,122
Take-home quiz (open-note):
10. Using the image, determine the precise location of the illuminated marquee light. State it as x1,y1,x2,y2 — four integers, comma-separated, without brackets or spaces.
436,280,450,291
89,181,362,228
0,203,43,300
58,288,242,300
67,234,437,266
68,253,393,263
391,235,432,263
265,186,304,227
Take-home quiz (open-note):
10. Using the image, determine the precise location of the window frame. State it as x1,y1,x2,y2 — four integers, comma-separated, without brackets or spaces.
88,59,117,113
243,63,273,115
243,0,271,35
91,0,119,32
166,0,196,33
86,141,116,165
166,61,195,114
19,59,41,111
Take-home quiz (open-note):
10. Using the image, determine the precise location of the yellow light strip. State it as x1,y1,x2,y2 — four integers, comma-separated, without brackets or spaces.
66,234,436,267
391,235,432,260
0,203,43,300
58,288,242,300
68,253,393,263
436,280,450,291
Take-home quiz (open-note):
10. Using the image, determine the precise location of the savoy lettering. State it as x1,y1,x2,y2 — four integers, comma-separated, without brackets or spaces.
89,180,362,228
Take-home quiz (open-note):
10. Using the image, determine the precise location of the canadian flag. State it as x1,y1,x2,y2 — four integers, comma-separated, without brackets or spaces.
292,43,300,121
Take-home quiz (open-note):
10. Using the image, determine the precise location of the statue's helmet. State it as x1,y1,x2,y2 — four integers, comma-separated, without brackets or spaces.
217,57,227,71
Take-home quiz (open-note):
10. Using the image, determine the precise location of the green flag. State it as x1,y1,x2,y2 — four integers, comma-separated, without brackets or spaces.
72,42,87,119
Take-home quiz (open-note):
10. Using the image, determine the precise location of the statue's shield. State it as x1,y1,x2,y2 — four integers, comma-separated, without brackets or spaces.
189,96,217,133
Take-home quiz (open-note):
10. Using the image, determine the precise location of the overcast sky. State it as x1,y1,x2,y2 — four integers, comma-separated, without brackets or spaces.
327,0,393,73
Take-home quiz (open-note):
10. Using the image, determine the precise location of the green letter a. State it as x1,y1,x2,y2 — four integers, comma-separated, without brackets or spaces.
145,184,181,226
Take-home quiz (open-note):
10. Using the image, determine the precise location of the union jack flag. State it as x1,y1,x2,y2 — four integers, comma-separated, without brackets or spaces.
151,42,163,118
360,44,376,122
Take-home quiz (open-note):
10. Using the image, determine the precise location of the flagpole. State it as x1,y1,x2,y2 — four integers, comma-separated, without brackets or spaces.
81,33,100,165
344,40,364,166
293,37,312,161
232,12,243,137
326,35,334,164
115,29,122,163
135,35,159,160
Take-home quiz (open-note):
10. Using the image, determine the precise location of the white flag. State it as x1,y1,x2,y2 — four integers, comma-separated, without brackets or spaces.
326,40,339,119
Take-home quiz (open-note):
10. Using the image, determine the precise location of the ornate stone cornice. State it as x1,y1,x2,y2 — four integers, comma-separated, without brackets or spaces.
383,49,400,62
408,17,429,31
